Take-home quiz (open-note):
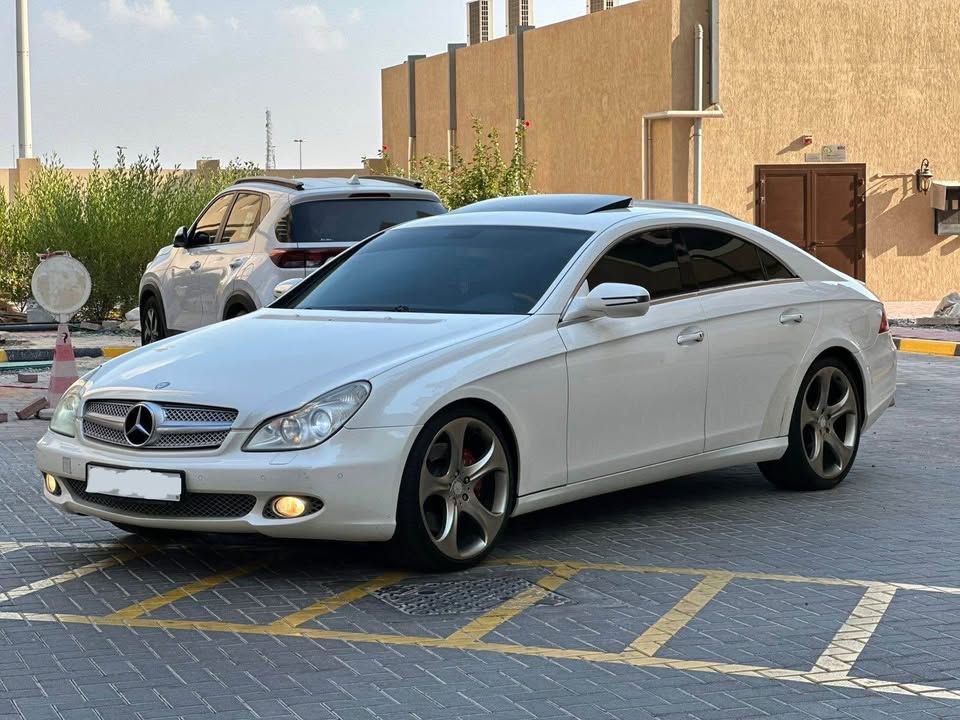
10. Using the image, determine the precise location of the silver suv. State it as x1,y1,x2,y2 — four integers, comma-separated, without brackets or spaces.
138,176,445,344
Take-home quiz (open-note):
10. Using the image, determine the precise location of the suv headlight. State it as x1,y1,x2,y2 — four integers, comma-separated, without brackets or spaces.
49,369,98,437
243,381,371,452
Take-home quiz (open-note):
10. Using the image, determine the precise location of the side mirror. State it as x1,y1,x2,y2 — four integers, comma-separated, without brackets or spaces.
563,283,651,323
273,278,302,299
172,226,189,248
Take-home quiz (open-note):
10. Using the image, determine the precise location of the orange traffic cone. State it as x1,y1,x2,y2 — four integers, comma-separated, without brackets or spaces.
48,323,79,405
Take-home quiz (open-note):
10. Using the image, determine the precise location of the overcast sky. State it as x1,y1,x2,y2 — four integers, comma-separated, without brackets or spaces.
1,0,605,170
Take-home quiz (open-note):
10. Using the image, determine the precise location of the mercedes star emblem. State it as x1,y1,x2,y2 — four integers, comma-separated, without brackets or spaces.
123,403,158,446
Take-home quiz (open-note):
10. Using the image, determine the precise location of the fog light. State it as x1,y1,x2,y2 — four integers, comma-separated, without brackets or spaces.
271,496,307,518
44,473,60,495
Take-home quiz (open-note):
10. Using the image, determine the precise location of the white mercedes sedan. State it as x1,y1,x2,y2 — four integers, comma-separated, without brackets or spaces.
37,195,896,570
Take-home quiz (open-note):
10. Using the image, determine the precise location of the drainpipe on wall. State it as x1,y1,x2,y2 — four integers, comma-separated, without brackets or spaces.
447,43,465,167
693,24,704,204
406,54,425,175
641,16,724,201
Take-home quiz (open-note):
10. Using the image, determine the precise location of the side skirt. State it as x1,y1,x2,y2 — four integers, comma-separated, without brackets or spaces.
512,437,788,517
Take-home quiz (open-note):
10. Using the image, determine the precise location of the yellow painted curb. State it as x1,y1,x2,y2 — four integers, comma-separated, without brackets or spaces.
894,337,960,357
0,350,7,363
101,346,134,359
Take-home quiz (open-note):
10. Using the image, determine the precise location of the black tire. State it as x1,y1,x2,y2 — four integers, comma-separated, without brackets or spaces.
225,305,249,320
759,355,862,491
109,522,184,541
391,405,517,572
140,294,167,346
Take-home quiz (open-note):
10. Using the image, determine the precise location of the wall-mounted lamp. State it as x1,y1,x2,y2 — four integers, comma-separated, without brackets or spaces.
916,158,933,194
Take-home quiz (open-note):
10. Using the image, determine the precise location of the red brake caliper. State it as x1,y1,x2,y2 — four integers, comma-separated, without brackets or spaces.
463,448,483,496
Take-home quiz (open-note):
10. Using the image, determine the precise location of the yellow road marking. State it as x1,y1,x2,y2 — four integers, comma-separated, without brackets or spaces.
268,572,407,630
0,609,957,701
813,584,897,675
446,564,580,643
0,549,146,603
106,562,262,621
625,572,733,657
896,338,959,357
496,557,960,595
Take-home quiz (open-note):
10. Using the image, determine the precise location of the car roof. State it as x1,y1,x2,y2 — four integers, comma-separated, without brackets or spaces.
400,195,740,233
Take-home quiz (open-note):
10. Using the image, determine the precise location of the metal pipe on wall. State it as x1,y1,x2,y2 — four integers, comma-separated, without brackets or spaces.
16,0,33,158
693,24,704,204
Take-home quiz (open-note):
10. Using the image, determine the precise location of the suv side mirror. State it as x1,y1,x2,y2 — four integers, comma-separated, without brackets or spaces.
172,226,189,248
563,283,651,323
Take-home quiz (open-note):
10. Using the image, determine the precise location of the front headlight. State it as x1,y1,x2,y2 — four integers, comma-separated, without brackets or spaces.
243,381,371,452
49,367,99,438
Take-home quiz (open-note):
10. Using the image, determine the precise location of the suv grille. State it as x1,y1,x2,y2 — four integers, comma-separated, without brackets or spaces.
82,400,238,451
61,478,256,519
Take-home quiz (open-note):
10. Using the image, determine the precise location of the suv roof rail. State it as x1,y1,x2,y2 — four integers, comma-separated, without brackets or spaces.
234,176,304,191
362,175,425,189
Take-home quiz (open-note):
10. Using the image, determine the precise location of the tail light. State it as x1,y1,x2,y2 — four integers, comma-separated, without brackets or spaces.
879,306,889,333
269,248,341,269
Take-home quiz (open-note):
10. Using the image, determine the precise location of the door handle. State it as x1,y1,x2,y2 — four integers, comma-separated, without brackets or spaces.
189,261,201,271
677,330,705,346
779,311,803,324
229,258,245,269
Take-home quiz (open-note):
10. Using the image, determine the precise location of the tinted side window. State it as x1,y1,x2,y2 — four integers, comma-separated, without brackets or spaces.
757,247,796,280
682,228,764,289
222,193,263,243
586,230,684,300
193,193,234,244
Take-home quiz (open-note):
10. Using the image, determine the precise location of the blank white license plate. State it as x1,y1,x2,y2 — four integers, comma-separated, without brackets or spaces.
86,466,183,502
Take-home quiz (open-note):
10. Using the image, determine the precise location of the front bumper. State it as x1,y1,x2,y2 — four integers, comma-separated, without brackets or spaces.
36,425,420,541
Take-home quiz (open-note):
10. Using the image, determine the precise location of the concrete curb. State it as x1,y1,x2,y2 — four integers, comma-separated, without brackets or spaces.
893,337,960,357
0,346,134,363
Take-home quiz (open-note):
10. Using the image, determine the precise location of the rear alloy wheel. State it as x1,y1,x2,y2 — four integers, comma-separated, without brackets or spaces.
760,357,861,491
393,409,514,570
140,296,166,345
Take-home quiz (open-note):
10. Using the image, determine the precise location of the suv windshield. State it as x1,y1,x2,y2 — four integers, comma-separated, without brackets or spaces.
288,198,446,244
285,224,593,314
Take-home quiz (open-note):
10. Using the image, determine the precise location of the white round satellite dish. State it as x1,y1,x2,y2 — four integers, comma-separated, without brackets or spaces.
31,254,92,323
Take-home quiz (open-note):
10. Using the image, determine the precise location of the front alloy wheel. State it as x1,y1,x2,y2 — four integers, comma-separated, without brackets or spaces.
394,409,514,570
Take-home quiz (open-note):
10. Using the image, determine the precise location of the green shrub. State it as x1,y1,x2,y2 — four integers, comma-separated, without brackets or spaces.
0,150,260,319
371,120,535,210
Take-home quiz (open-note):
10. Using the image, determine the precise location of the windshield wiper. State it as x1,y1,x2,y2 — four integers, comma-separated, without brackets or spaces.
392,305,412,312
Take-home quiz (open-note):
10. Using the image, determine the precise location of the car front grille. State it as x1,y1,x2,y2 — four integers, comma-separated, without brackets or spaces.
61,478,256,519
82,400,238,451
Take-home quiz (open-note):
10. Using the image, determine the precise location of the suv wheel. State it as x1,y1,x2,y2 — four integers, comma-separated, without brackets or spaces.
141,295,167,345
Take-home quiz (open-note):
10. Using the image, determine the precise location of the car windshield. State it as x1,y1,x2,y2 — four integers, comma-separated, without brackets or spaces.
288,198,446,244
285,224,593,314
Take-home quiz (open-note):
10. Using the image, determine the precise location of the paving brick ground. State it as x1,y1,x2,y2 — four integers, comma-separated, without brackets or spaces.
0,354,958,719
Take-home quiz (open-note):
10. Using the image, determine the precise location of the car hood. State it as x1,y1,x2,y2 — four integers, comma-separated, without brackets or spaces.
85,309,523,428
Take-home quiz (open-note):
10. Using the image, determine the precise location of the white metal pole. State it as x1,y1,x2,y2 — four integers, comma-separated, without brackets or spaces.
693,24,704,205
16,0,34,158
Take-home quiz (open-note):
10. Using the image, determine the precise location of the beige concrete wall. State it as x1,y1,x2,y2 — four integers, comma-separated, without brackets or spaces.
381,0,960,300
415,54,451,162
454,36,518,159
525,0,675,197
381,64,409,167
699,0,960,301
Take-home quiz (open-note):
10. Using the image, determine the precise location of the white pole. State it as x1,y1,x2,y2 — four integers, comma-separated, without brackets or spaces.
693,24,704,205
16,0,34,159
